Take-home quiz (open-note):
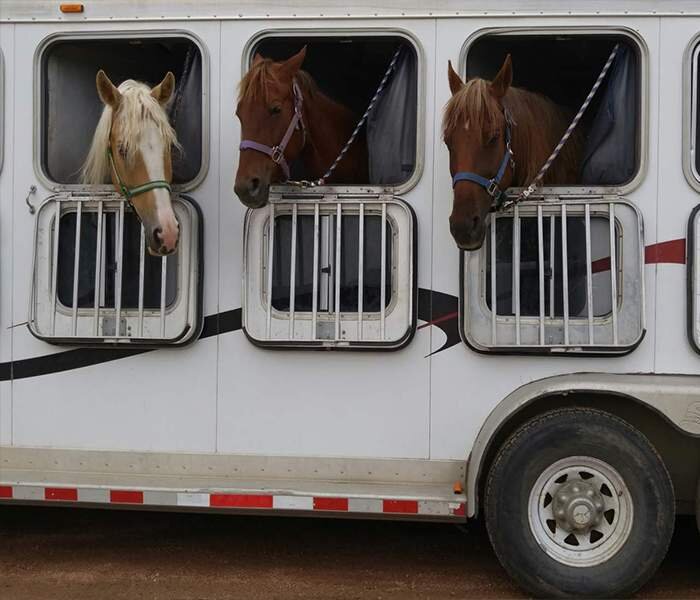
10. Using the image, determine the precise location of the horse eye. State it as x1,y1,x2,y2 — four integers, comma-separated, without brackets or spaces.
117,143,128,159
486,132,501,146
269,105,282,115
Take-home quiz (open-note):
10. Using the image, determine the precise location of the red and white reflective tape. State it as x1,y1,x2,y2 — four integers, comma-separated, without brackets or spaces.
0,484,466,518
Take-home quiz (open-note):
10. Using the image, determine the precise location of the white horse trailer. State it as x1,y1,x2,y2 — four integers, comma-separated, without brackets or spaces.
1,1,699,596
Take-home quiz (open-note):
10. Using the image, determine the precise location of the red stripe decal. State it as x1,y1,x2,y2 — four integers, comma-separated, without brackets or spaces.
45,487,78,501
110,490,144,504
0,486,13,499
418,311,459,330
383,499,419,514
452,503,466,517
313,497,349,511
210,494,273,509
645,239,686,265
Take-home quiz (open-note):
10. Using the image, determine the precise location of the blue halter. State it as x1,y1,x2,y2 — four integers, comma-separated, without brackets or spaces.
451,110,515,212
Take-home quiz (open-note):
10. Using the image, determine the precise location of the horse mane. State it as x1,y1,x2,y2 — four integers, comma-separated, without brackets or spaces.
238,57,320,103
443,78,582,185
81,79,181,185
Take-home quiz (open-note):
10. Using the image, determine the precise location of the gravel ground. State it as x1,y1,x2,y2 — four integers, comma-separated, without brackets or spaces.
0,506,697,599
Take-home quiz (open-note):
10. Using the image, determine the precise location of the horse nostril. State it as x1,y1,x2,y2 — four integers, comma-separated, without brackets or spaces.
153,227,163,248
472,215,481,229
249,177,261,196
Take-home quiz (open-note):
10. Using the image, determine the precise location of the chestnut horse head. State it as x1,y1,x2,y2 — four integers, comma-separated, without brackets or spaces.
235,47,368,208
82,70,181,256
235,48,309,208
443,55,581,250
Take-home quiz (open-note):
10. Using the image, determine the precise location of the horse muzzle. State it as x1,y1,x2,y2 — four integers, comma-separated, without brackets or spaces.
234,175,270,209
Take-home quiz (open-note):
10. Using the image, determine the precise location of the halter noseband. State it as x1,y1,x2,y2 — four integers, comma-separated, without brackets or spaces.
106,146,172,203
451,109,515,212
239,80,307,180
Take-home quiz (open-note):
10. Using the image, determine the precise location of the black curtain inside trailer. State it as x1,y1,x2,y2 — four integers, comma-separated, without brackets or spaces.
466,35,640,186
42,37,203,185
253,37,418,185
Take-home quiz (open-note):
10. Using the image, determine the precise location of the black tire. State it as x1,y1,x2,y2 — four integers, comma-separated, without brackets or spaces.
484,407,675,598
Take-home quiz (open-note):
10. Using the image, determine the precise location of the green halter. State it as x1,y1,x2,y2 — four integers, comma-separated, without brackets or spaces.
106,146,172,201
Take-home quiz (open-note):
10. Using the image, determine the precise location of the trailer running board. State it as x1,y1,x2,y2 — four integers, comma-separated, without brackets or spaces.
0,477,466,521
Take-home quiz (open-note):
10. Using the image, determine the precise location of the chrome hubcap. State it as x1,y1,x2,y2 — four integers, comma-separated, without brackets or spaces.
528,456,634,567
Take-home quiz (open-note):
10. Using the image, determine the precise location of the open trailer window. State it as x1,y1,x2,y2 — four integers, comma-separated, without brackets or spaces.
39,34,205,186
462,199,644,354
689,40,700,186
465,31,642,188
250,35,419,187
29,195,202,346
243,197,415,349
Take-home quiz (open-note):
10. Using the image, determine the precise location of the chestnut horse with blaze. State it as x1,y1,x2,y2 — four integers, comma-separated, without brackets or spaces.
443,55,582,250
235,47,368,208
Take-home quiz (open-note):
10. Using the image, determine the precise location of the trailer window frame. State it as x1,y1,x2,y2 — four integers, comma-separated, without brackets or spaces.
683,33,700,192
33,30,210,192
242,28,425,196
459,26,648,196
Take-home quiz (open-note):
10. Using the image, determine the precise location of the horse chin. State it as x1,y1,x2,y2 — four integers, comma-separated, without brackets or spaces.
457,241,484,252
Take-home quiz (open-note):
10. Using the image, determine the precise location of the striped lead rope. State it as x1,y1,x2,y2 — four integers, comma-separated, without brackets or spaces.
501,43,621,211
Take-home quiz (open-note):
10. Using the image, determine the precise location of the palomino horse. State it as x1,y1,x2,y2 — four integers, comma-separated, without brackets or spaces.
81,70,181,256
443,55,582,250
235,47,368,208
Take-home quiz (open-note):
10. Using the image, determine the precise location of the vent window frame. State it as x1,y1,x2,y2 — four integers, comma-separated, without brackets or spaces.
460,198,645,355
459,26,648,197
242,194,417,350
242,28,425,196
33,30,210,193
29,193,203,347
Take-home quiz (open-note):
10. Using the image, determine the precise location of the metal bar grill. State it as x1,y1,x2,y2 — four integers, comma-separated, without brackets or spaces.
254,197,414,347
34,196,198,346
471,199,640,352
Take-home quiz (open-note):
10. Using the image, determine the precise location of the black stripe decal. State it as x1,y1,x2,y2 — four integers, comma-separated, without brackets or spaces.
0,288,460,382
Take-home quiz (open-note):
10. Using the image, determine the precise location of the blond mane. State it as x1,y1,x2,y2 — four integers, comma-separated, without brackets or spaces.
81,79,181,185
443,78,582,185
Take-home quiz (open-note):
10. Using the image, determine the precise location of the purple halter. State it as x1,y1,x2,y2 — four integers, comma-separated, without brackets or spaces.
239,80,306,180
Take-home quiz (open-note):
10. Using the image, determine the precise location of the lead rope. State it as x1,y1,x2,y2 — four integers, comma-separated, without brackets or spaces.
287,45,404,187
500,43,620,211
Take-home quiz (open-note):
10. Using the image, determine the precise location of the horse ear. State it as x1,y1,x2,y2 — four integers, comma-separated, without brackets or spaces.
96,70,121,108
447,61,465,96
252,52,265,66
490,54,513,99
151,71,176,105
279,46,307,80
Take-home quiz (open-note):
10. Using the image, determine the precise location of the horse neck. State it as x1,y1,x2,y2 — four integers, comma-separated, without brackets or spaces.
504,87,581,185
298,85,362,181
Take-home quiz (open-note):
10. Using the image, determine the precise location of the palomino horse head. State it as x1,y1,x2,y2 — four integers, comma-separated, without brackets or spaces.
235,47,307,208
443,55,515,250
81,70,181,256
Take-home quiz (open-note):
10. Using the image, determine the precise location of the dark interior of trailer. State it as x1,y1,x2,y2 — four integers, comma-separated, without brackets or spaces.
466,33,641,187
41,37,203,185
252,36,418,186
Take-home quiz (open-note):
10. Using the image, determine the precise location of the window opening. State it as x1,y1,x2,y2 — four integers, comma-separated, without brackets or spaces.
466,33,641,187
251,36,418,186
41,36,203,185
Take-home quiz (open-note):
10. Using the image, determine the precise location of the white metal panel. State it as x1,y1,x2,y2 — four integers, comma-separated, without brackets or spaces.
8,20,221,452
217,17,435,458
429,15,658,461
656,17,700,373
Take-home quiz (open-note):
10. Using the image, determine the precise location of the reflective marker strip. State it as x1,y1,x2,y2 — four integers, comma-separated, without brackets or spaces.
0,484,465,518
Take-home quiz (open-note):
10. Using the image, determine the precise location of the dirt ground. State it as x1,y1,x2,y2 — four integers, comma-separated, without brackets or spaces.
0,506,697,599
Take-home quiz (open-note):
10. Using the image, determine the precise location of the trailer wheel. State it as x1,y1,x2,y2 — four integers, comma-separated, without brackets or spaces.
484,407,674,598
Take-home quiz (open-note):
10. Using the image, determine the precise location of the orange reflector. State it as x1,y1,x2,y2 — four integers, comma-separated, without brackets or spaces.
60,3,84,13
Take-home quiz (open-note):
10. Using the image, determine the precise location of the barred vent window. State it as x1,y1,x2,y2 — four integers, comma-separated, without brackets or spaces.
462,199,644,354
243,196,415,349
29,195,202,346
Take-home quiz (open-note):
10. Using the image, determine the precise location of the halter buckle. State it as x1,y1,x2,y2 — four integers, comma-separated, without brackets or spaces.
270,146,284,164
487,180,500,197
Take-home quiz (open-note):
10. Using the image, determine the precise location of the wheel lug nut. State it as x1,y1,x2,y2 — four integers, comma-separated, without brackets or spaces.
572,485,580,494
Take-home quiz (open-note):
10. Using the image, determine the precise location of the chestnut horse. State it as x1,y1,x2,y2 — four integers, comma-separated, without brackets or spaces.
82,70,181,256
443,55,582,250
235,47,368,208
